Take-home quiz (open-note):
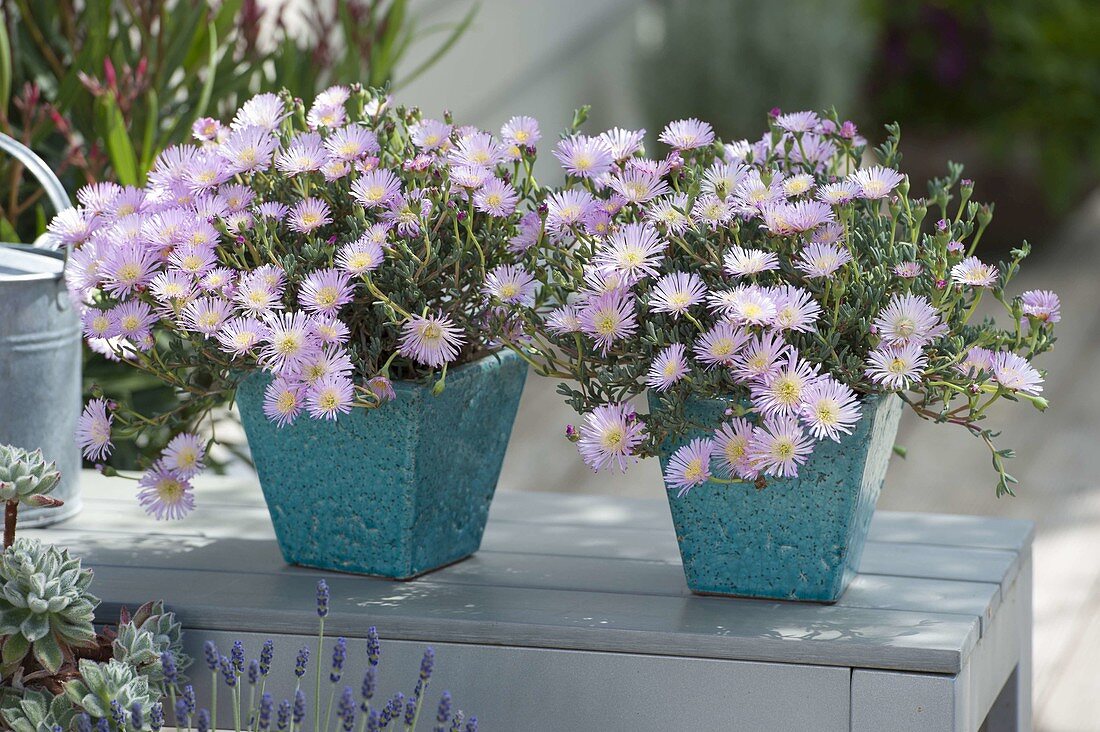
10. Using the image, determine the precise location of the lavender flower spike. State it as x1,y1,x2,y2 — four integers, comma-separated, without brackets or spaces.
317,579,330,617
367,626,381,666
294,646,310,678
330,636,348,683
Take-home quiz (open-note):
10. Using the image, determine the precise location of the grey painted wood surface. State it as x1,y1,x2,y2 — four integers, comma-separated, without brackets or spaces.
34,474,1033,730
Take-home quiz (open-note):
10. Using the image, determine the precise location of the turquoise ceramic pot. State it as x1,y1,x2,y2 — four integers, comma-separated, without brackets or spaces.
652,392,903,602
237,351,527,579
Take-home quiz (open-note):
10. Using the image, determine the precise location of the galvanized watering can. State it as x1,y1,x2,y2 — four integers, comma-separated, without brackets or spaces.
0,133,82,525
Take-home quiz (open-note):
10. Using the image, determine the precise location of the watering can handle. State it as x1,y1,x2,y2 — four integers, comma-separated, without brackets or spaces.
0,133,73,251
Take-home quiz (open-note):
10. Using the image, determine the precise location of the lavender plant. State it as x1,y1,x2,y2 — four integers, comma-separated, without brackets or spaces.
58,86,543,518
97,581,474,732
500,108,1059,496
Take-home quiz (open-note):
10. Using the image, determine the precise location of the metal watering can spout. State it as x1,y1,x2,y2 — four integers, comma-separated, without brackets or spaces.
0,132,83,527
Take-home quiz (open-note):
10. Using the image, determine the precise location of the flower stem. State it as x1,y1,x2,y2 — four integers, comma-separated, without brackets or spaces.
3,500,17,548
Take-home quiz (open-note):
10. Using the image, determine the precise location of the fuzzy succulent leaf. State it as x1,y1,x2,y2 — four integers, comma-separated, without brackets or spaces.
0,688,78,732
112,602,189,694
0,446,62,508
63,659,155,721
0,539,99,676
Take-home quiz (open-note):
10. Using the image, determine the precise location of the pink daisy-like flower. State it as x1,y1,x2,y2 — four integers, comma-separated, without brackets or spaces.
750,352,820,416
410,119,452,151
865,342,927,389
275,133,327,174
324,125,380,161
795,242,852,278
782,173,815,197
500,115,541,149
473,178,519,217
691,194,733,230
234,275,284,315
694,321,751,368
816,181,860,206
771,285,821,332
545,305,582,335
578,290,638,353
733,171,784,211
180,296,232,337
81,308,114,340
111,300,158,343
47,208,100,246
137,464,195,520
76,398,113,461
185,151,233,192
483,265,537,305
799,377,861,441
398,313,465,368
306,104,346,130
709,285,778,327
701,161,748,198
873,294,945,346
288,197,332,235
665,438,715,497
161,432,206,479
849,165,905,199
646,343,690,392
299,268,354,315
261,311,321,374
351,169,403,208
576,403,646,473
956,346,995,376
991,352,1043,395
748,414,814,478
545,190,596,237
950,256,998,288
658,118,715,150
306,374,355,420
894,262,923,279
218,126,278,174
775,110,820,133
731,331,790,384
553,135,613,179
649,272,707,319
1020,290,1061,323
310,316,351,346
337,237,385,276
168,242,218,277
597,128,644,162
645,194,691,235
812,222,844,246
149,270,195,304
593,223,665,281
297,347,354,386
509,211,542,253
762,200,835,235
192,117,222,142
101,242,158,298
723,245,779,277
231,92,288,131
216,316,267,357
713,418,757,479
263,376,306,427
608,169,670,204
220,183,256,212
450,165,490,190
199,267,236,295
448,131,506,168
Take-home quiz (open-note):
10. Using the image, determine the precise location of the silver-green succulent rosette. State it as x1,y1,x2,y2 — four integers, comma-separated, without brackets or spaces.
0,688,78,732
0,539,98,675
63,659,156,722
112,601,189,695
0,447,62,510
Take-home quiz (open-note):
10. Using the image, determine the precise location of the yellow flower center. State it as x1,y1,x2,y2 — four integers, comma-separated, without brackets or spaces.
683,458,706,482
117,263,141,282
276,391,297,413
601,426,625,451
594,313,619,336
773,375,801,405
156,476,185,502
888,357,908,374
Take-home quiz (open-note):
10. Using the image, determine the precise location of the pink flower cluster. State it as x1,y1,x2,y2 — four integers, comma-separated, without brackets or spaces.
60,89,543,519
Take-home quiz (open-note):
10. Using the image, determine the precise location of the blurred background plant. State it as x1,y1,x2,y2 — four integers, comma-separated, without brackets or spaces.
0,0,475,470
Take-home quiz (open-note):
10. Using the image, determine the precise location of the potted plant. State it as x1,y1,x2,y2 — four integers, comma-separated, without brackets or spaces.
501,108,1059,601
55,87,543,579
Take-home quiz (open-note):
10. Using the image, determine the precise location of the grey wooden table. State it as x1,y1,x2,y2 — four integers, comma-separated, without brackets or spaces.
31,473,1033,731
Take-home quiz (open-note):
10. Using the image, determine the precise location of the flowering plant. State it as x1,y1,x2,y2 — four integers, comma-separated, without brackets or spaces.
57,86,543,518
502,108,1059,496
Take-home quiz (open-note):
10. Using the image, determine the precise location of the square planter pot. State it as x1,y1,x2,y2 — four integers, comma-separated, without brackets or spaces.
652,393,902,602
236,350,527,578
